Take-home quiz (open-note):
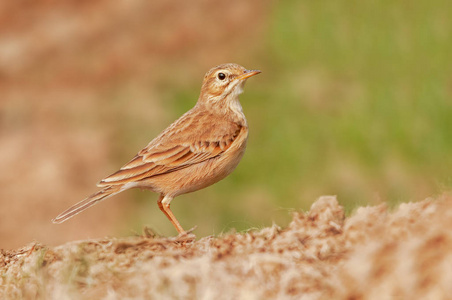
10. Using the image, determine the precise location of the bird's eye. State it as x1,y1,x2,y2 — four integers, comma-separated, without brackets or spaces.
217,72,226,80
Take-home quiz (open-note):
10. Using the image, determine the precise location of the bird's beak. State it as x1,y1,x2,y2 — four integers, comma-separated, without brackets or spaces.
237,69,261,81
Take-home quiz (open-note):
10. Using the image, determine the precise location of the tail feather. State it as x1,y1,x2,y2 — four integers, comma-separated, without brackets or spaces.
52,185,123,224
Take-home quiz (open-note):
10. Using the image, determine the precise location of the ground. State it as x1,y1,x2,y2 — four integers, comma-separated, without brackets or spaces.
2,194,452,299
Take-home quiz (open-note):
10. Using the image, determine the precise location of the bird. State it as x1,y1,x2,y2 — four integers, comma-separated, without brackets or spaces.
52,63,261,234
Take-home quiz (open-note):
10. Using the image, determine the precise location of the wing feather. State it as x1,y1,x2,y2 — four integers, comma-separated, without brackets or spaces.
98,110,245,187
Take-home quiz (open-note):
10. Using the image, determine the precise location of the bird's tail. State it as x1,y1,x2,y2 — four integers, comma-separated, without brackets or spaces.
52,185,123,224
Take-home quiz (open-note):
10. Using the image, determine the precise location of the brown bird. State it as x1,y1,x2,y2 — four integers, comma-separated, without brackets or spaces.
52,63,261,234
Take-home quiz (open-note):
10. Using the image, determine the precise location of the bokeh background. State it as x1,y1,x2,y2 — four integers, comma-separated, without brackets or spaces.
1,0,451,249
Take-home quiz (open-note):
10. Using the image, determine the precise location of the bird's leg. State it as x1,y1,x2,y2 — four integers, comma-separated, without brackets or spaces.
157,194,186,234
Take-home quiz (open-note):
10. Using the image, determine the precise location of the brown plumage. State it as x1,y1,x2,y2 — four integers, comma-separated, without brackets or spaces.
52,63,261,234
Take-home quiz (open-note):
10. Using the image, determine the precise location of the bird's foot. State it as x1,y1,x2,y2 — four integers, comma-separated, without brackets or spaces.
174,226,197,243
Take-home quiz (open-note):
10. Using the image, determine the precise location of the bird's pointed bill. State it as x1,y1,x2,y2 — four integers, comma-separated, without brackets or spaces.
236,69,261,81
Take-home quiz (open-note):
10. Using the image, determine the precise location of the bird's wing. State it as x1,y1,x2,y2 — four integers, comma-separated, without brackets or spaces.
97,110,246,186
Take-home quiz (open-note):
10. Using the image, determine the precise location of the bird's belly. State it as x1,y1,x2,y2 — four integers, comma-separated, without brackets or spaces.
139,141,247,197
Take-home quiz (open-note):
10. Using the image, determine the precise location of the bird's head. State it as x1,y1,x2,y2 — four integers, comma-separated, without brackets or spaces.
198,63,260,109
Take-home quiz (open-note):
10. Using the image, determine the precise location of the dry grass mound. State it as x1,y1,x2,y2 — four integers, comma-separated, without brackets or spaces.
2,195,452,299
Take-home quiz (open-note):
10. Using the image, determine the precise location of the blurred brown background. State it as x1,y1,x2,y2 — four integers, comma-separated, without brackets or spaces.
0,0,269,248
2,1,451,249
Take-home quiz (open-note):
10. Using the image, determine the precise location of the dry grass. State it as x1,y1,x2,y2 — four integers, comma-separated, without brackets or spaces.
2,194,452,299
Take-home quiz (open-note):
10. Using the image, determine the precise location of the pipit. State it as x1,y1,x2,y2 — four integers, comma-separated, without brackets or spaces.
52,63,261,234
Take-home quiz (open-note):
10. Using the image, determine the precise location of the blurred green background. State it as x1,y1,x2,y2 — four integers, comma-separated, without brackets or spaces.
144,1,452,236
1,0,451,247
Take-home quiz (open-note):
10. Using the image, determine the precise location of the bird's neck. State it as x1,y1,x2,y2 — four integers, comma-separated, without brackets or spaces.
197,94,247,127
226,94,247,126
